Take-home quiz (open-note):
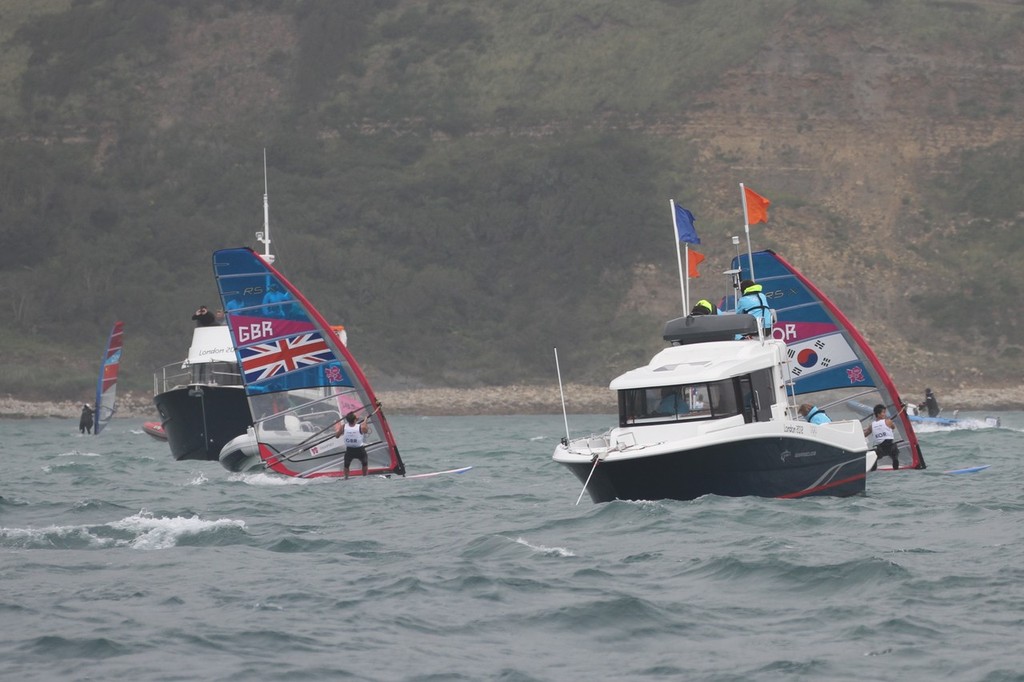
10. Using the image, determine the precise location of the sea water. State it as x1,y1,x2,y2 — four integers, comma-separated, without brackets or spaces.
1,413,1023,682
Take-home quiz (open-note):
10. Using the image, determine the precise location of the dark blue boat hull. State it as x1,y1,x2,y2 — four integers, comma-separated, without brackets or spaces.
561,437,867,503
154,385,252,461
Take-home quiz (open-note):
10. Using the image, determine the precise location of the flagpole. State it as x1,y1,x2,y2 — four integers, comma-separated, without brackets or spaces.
684,244,691,313
670,199,687,312
739,183,756,281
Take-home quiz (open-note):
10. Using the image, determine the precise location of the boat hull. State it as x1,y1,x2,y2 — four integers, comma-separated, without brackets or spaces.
154,385,252,461
142,421,167,441
558,437,867,503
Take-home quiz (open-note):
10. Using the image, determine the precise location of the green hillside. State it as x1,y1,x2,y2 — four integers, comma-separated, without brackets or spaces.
1,0,1022,401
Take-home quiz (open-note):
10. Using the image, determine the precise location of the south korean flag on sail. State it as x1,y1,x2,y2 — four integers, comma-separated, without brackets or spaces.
785,332,859,380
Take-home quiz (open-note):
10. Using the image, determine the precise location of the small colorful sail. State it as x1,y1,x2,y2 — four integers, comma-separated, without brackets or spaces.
94,321,124,435
731,250,925,469
212,247,404,478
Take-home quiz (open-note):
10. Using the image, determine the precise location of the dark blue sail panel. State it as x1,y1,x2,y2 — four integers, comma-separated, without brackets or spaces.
213,249,350,396
731,250,924,469
730,251,874,396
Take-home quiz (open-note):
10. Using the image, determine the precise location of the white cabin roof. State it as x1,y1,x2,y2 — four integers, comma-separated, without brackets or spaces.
610,339,784,390
185,325,237,365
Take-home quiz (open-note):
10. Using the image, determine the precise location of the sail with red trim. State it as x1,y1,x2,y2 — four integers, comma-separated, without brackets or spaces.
730,250,925,469
212,247,404,478
94,321,124,435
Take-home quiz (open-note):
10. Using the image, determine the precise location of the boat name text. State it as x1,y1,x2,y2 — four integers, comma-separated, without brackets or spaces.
199,347,233,356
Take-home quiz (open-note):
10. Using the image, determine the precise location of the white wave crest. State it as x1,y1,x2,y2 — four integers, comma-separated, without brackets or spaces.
109,511,246,550
513,536,576,557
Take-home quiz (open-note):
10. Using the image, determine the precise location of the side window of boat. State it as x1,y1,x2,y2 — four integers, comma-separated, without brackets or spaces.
748,368,775,423
707,380,740,419
737,376,755,423
620,382,746,426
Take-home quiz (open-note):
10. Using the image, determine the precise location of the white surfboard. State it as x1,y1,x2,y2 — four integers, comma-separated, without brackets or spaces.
404,465,473,480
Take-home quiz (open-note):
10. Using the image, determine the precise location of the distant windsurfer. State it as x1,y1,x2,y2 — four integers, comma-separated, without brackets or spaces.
921,388,941,418
865,403,904,470
79,403,94,435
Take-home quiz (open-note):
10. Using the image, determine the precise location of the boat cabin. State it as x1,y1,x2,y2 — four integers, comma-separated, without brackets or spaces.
613,316,788,429
618,367,777,427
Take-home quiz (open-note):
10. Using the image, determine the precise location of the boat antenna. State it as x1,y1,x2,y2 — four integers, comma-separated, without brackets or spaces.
554,347,570,445
256,148,275,264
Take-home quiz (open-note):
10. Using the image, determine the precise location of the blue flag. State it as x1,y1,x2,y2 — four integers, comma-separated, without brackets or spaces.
673,204,700,244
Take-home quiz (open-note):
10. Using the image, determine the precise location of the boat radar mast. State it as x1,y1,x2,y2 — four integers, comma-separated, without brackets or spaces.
256,148,275,265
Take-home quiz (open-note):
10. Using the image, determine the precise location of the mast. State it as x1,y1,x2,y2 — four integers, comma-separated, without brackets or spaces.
256,149,275,264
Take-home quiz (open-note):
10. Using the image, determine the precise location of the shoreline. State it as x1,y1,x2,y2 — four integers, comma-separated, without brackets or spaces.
2,383,1023,420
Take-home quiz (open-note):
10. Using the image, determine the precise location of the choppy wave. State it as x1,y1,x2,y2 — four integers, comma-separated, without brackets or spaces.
1,511,246,551
1,413,1022,682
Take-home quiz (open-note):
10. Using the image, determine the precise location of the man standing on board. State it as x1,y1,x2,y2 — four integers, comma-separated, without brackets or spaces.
865,403,904,470
336,409,371,479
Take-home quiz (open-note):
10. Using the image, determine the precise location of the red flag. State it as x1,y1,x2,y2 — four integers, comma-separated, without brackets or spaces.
687,249,705,278
744,186,770,225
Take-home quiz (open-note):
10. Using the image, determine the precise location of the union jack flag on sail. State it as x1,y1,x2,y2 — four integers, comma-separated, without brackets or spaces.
240,332,333,383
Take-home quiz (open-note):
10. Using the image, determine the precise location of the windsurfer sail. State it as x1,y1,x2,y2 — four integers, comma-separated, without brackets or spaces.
730,250,926,470
94,321,124,435
212,247,404,478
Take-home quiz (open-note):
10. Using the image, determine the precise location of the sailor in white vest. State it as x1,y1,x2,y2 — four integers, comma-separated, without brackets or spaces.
337,410,371,479
864,403,904,471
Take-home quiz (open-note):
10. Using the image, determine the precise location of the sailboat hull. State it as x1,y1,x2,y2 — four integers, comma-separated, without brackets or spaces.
154,385,252,461
557,436,867,503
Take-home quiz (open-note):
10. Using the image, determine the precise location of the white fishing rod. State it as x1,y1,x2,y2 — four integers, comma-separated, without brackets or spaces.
554,348,570,445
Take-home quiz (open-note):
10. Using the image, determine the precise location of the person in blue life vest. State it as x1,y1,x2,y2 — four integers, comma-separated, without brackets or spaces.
654,387,689,417
737,279,773,336
798,403,831,424
864,403,905,470
262,283,292,318
690,299,719,316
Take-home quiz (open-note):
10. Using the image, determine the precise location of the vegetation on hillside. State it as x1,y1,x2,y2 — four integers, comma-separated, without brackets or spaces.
0,0,1022,400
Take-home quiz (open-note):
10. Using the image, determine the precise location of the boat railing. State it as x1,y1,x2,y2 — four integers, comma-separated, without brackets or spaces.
567,432,611,455
152,361,244,394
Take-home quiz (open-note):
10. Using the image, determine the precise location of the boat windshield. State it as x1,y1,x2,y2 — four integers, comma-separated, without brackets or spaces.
189,361,243,386
619,378,742,426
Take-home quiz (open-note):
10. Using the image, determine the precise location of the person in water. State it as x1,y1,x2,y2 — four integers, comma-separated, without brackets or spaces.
737,279,773,336
336,409,372,479
192,305,216,327
79,403,94,435
798,403,831,424
921,388,941,418
690,299,718,316
864,403,904,470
